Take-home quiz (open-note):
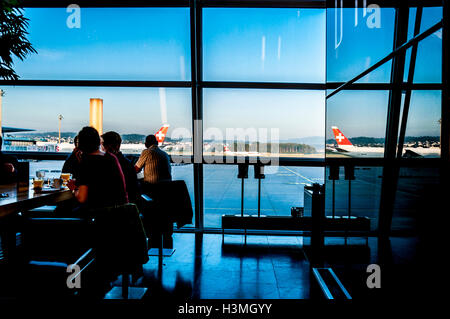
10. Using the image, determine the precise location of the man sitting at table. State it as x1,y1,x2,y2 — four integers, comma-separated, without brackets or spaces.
0,135,18,184
62,135,82,180
101,131,139,203
68,127,128,211
134,134,173,249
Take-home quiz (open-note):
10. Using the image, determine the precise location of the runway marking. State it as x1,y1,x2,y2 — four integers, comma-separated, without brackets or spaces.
282,166,315,184
204,208,274,211
285,182,307,185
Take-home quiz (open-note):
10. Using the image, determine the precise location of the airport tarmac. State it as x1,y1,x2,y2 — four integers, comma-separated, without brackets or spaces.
28,159,436,232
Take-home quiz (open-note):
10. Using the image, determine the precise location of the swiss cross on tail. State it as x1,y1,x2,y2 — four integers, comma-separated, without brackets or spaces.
331,126,353,146
155,124,170,145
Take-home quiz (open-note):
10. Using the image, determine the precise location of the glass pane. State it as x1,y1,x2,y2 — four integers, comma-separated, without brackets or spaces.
327,7,395,83
0,86,192,156
403,8,417,82
326,90,389,158
14,8,191,80
402,90,441,158
203,88,325,159
172,163,195,227
392,167,440,232
204,164,324,228
413,7,443,83
325,166,381,231
25,159,195,227
203,8,325,83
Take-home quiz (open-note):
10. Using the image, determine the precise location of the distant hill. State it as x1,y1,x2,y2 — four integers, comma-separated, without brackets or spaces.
232,142,317,154
10,132,77,140
282,136,324,145
9,132,178,144
121,134,146,144
326,136,440,145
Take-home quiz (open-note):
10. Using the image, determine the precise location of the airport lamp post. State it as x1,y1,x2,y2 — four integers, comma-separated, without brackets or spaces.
58,114,63,144
89,98,103,135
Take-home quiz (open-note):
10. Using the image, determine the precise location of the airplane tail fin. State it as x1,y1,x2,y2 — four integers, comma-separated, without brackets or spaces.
155,124,170,145
331,126,353,146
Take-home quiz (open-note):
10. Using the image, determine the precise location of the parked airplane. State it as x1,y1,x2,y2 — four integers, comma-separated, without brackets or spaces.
40,124,172,153
329,126,440,158
155,124,170,146
329,126,385,157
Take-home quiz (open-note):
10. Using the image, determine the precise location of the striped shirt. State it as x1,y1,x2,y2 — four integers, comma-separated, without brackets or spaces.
135,145,172,184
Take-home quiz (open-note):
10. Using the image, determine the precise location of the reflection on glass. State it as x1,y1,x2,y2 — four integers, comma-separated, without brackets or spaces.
327,7,395,83
0,86,192,155
326,90,389,158
172,163,195,227
203,8,325,83
392,167,439,232
414,15,442,83
14,8,191,80
401,91,441,158
203,88,325,159
404,7,442,83
204,164,324,228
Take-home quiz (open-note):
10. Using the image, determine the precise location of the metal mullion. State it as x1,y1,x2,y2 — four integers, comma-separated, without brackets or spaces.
202,81,325,90
190,0,204,231
325,0,442,9
201,0,326,8
22,0,190,8
378,4,409,238
442,0,450,162
397,7,423,159
196,1,205,231
0,80,191,88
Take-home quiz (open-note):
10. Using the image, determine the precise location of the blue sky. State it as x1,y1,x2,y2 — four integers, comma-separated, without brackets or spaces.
1,6,443,140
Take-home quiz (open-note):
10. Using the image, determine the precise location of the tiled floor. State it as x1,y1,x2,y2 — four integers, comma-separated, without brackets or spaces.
0,232,431,300
122,233,311,299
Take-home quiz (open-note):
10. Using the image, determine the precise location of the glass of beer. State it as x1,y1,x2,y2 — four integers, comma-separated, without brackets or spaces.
33,179,44,190
60,173,71,186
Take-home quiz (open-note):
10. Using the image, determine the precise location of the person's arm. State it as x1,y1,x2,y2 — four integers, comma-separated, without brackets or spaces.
74,185,88,203
134,150,147,173
3,163,15,173
67,179,88,203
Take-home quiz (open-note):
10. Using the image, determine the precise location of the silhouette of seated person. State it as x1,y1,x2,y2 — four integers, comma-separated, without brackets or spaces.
0,135,18,184
135,134,173,249
62,135,82,180
67,126,128,214
101,131,139,204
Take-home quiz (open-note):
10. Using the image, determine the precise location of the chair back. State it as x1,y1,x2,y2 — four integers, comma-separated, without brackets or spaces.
91,203,149,273
141,180,193,228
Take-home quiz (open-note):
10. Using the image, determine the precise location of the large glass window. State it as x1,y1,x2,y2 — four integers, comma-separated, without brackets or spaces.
326,7,395,83
204,164,324,228
326,90,389,158
203,8,325,83
1,86,192,155
401,90,441,158
203,88,325,159
13,8,191,80
413,7,443,83
325,166,381,231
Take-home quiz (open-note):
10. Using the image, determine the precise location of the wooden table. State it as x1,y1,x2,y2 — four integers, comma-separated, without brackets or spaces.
0,182,73,219
0,182,73,262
